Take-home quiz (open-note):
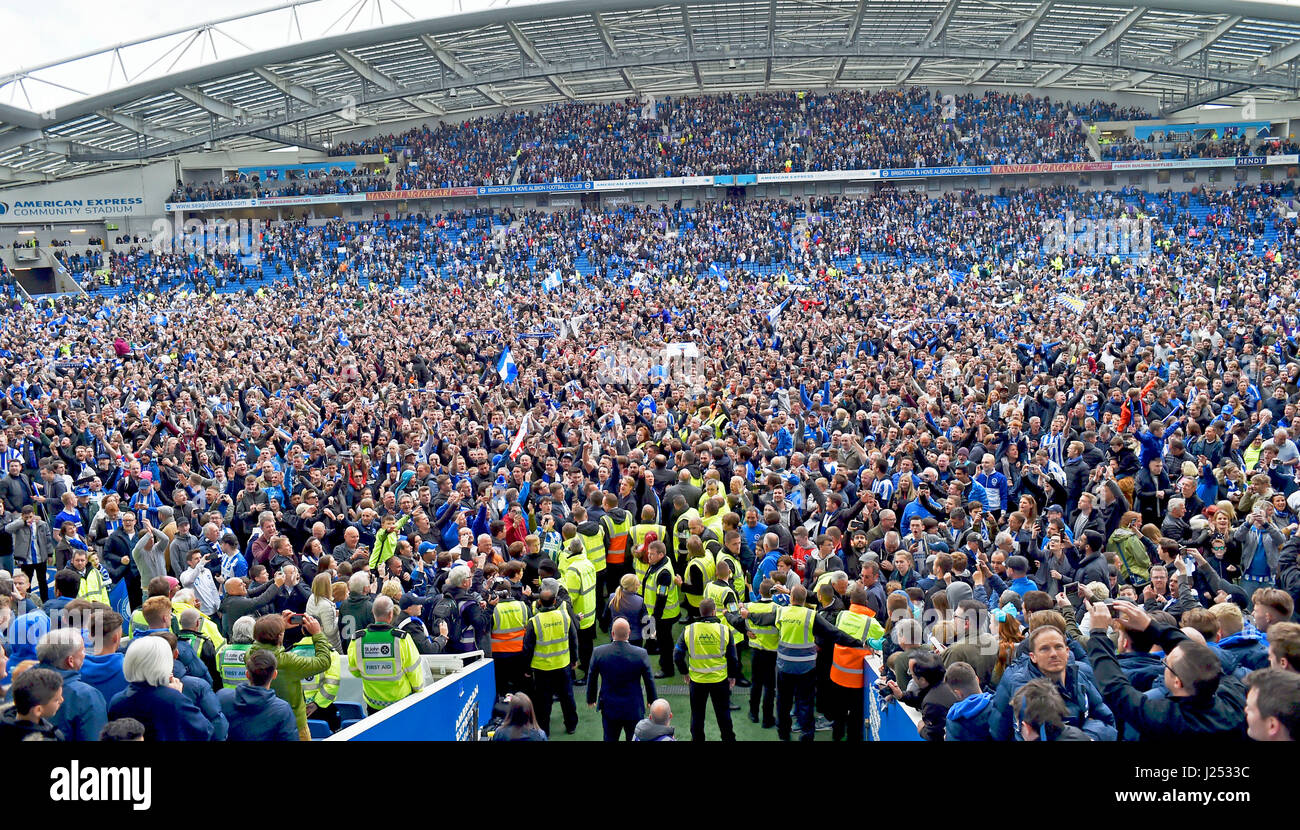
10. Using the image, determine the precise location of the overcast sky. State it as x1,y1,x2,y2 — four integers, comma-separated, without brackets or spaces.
0,0,539,110
0,0,272,71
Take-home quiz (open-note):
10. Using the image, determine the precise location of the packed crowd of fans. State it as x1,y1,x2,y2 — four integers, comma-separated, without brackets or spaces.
168,168,391,203
331,90,1151,187
68,180,1294,299
1101,135,1300,162
1,173,1299,742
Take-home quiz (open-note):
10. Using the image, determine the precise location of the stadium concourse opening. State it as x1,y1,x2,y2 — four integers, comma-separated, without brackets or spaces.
0,1,1299,763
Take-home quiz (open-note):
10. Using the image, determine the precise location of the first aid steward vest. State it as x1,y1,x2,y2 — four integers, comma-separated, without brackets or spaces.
217,643,252,686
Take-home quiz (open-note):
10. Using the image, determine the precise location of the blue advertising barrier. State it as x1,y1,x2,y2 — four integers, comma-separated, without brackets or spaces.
327,658,496,741
477,181,594,195
864,658,923,741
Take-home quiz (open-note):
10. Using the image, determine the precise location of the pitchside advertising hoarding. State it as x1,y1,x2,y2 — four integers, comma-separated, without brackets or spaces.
0,160,173,223
163,153,1300,212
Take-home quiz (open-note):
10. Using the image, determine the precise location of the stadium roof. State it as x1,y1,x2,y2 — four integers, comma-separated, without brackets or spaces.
3,0,1300,183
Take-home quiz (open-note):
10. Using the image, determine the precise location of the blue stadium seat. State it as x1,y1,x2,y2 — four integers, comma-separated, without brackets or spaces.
340,719,362,731
307,719,333,740
334,701,364,722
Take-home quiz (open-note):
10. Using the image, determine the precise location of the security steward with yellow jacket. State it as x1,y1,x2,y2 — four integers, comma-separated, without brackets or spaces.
681,537,714,622
347,595,425,715
746,585,866,742
673,597,742,742
745,578,781,728
559,538,599,684
629,504,666,590
642,539,682,679
521,583,581,736
572,505,608,607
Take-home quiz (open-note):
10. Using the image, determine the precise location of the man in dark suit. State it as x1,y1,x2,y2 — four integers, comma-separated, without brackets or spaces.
586,618,657,742
663,470,703,529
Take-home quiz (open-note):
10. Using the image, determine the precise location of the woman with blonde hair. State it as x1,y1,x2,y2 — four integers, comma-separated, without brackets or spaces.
600,572,650,646
307,572,342,652
381,579,404,602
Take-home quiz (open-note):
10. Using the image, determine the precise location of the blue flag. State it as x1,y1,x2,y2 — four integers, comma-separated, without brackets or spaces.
543,269,562,292
108,579,133,637
766,296,791,328
496,347,518,384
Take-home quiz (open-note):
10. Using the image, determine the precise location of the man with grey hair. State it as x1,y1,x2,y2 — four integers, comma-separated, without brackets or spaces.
1160,498,1191,544
338,571,375,640
35,627,107,741
445,564,490,654
347,594,426,713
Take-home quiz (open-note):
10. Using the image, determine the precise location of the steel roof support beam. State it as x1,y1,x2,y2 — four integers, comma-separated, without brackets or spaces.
504,21,578,100
897,0,961,83
334,48,443,118
172,86,248,121
416,34,509,107
681,5,703,89
1036,6,1145,87
967,0,1054,84
253,66,321,106
96,108,192,143
1114,15,1242,90
592,11,638,92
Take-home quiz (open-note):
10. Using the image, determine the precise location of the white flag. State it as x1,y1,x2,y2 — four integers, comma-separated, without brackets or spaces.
509,415,530,460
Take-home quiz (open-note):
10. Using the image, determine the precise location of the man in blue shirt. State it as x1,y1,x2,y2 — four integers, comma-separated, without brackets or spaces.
1003,555,1040,598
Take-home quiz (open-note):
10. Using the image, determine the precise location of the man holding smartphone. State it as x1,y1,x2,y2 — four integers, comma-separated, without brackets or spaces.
180,546,221,616
249,612,334,741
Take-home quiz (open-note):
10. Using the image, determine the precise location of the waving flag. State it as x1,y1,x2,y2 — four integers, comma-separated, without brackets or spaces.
509,415,529,459
496,347,518,384
543,269,562,292
1053,293,1086,315
767,296,791,328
